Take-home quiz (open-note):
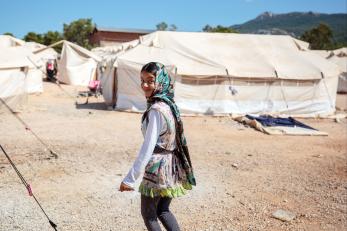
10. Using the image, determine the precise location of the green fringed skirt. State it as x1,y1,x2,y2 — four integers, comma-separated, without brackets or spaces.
139,153,192,198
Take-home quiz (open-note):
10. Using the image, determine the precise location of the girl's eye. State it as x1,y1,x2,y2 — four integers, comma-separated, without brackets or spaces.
141,79,154,85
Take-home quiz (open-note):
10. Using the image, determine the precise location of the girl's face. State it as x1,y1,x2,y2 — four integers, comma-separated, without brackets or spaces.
140,71,156,98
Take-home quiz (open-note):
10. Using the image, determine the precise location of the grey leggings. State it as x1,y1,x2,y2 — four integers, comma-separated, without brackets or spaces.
141,195,181,231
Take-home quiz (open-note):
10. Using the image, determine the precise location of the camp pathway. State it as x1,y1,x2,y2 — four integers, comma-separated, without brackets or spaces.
0,82,346,231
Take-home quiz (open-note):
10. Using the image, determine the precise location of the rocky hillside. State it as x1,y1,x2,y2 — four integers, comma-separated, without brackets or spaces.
231,11,347,44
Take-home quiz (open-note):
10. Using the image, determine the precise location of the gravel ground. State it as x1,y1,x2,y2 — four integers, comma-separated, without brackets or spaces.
0,82,346,231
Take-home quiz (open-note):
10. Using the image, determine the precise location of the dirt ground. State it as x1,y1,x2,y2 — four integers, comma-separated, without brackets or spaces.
0,82,346,231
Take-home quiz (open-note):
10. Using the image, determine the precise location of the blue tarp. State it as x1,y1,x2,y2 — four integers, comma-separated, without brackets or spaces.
245,115,316,130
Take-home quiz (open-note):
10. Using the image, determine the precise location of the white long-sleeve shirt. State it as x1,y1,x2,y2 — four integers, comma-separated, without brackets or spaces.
122,110,164,188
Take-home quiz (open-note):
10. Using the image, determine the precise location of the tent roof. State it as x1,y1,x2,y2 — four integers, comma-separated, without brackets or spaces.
23,42,58,60
328,55,347,73
63,41,101,62
310,47,347,73
115,31,339,80
92,39,140,62
94,27,154,34
0,46,40,69
333,47,347,56
309,50,332,59
0,35,26,48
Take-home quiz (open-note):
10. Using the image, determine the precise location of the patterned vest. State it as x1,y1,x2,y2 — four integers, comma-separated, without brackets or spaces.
139,102,188,197
141,102,176,152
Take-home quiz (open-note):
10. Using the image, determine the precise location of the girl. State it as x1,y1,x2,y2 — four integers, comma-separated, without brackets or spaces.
119,62,196,231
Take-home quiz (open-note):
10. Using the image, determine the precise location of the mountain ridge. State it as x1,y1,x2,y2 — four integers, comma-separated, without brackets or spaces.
230,11,347,44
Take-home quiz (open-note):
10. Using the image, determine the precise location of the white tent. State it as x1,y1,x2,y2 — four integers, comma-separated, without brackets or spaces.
57,41,101,86
0,35,57,94
101,31,339,117
0,35,26,48
329,48,347,93
330,49,347,93
0,46,43,109
92,39,140,106
24,42,58,88
0,42,44,95
24,41,58,62
311,48,347,93
92,39,140,61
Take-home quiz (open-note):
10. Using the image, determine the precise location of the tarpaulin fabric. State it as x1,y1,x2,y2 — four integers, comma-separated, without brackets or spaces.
234,116,327,136
245,114,316,130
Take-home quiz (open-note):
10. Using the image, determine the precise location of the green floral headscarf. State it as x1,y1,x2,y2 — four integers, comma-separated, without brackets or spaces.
142,62,196,186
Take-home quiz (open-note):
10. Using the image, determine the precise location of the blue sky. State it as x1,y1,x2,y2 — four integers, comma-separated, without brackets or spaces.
1,0,346,38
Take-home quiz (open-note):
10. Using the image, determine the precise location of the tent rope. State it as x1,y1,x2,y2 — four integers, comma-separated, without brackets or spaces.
0,145,58,231
0,97,58,159
54,80,78,101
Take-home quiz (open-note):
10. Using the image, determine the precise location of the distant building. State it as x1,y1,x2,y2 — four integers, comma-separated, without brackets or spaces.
89,27,155,47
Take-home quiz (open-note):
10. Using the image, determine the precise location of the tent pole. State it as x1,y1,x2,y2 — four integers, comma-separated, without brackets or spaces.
173,65,177,86
32,40,65,54
112,66,117,108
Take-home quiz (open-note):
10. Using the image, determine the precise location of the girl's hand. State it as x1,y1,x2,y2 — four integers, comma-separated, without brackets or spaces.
119,182,134,192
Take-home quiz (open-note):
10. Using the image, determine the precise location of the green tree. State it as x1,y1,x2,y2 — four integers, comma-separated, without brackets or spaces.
43,31,63,45
202,25,213,32
63,18,95,49
3,32,14,36
300,23,334,50
23,32,44,44
156,22,168,31
169,24,177,31
202,24,238,33
43,31,63,52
